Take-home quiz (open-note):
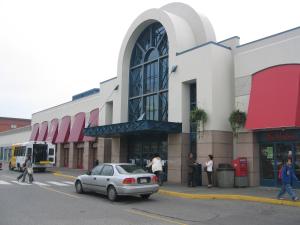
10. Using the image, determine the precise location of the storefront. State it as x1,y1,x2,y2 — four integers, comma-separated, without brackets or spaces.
258,130,300,188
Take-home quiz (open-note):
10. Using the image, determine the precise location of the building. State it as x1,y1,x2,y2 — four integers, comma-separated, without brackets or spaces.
0,2,299,188
0,117,31,132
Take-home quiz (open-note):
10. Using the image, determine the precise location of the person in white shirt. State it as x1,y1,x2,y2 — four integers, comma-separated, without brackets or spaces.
147,153,163,186
205,154,214,188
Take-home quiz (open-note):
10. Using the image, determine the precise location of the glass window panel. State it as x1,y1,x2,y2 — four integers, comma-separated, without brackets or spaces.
129,98,142,122
144,61,159,94
159,92,168,121
129,67,142,97
159,57,168,90
152,23,166,47
145,49,159,62
130,46,143,67
138,28,151,52
158,35,168,56
144,95,158,120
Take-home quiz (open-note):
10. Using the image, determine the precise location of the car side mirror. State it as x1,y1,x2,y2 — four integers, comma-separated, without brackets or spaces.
87,171,91,175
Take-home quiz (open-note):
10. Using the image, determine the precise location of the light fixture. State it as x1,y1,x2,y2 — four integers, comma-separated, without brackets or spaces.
171,65,177,73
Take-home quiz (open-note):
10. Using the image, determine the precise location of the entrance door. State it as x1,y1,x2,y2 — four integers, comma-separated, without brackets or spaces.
77,149,83,169
294,144,300,188
260,144,275,186
260,143,296,187
128,135,168,181
63,148,69,167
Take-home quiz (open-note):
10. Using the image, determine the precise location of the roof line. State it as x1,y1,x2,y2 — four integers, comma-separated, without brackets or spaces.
100,77,117,84
176,41,231,56
237,26,300,48
218,36,240,43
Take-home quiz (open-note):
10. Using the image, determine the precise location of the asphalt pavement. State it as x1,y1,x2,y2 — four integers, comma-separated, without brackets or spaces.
1,163,300,225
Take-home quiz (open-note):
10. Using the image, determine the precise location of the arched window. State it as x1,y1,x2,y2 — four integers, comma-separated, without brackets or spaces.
128,22,168,122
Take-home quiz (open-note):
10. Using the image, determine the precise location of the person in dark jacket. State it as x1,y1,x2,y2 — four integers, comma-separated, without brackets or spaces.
187,152,196,187
277,158,299,201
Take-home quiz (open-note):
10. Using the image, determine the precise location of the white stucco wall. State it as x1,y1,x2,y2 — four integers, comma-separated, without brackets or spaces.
0,126,31,146
234,27,300,112
116,2,216,124
31,93,102,125
173,44,233,132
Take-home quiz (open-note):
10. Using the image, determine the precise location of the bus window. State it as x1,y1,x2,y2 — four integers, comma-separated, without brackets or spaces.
49,148,54,156
27,148,32,156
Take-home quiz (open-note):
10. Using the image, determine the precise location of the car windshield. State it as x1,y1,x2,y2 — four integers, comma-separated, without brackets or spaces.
116,165,146,174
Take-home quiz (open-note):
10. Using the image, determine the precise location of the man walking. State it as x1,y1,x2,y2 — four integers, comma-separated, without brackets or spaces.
277,158,299,201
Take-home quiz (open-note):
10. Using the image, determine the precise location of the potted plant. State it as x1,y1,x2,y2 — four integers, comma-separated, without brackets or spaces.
190,107,208,133
229,110,247,136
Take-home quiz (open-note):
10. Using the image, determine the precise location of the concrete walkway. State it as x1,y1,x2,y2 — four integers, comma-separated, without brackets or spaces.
47,166,300,207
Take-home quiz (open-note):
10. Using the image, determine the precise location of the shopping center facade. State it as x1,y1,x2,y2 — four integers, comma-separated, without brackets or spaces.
0,2,300,187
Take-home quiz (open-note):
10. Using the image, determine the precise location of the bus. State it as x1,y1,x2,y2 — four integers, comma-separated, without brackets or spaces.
9,141,55,172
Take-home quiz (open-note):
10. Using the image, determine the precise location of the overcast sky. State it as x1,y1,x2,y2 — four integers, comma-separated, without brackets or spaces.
0,0,299,119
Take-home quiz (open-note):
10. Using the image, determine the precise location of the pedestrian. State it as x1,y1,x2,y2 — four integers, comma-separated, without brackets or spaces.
277,158,299,201
205,154,214,188
16,159,28,182
187,152,196,187
26,155,34,184
147,153,163,186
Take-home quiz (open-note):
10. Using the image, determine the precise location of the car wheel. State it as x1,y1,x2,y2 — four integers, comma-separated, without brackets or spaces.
107,186,118,201
141,194,151,200
75,181,84,194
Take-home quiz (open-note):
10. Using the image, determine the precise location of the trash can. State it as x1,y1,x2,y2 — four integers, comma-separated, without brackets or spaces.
193,164,202,186
188,164,202,186
217,163,235,188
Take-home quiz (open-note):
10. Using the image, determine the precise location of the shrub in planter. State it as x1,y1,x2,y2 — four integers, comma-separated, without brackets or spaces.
190,107,208,132
229,110,247,136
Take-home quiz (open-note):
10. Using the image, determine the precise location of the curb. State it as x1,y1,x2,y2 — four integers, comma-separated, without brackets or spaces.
159,189,300,207
52,171,300,207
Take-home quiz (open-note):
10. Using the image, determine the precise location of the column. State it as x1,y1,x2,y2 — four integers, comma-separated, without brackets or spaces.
56,144,63,167
236,132,259,186
68,142,76,168
83,141,90,170
168,133,190,184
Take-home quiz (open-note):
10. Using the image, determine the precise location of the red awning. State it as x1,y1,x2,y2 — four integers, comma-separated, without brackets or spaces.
46,119,59,143
246,64,300,130
68,112,85,142
55,116,71,144
29,123,39,141
83,108,99,141
37,121,48,141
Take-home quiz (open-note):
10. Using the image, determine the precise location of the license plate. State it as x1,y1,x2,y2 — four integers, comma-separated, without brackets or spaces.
140,178,147,184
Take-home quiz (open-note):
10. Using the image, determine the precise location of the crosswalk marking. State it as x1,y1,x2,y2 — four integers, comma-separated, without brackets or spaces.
0,180,11,185
11,181,31,185
0,180,73,187
47,181,70,186
63,181,74,185
33,181,50,186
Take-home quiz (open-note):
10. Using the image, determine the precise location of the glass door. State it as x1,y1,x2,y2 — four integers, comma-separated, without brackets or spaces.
275,143,292,186
294,144,300,188
260,144,275,186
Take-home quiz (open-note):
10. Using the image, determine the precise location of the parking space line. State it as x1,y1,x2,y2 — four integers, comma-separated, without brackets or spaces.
125,209,187,225
39,186,81,199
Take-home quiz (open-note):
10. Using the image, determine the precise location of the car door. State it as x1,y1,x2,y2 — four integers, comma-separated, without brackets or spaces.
94,165,114,193
82,165,103,191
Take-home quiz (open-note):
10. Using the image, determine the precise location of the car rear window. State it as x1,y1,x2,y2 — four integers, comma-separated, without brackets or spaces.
116,165,146,174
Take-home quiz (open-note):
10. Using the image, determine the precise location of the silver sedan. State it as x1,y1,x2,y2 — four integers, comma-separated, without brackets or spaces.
74,163,159,201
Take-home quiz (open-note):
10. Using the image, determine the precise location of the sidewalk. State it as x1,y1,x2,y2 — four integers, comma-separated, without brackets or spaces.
49,166,300,207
